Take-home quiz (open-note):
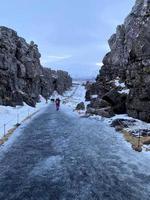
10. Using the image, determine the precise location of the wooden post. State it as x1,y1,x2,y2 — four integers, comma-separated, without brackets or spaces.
138,132,141,148
17,109,19,124
4,124,6,137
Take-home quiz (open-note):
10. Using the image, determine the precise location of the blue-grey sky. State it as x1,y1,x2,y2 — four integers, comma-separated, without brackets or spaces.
0,0,135,78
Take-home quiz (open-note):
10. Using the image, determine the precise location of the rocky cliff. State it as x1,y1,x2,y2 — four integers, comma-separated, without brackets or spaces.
0,26,72,107
87,0,150,122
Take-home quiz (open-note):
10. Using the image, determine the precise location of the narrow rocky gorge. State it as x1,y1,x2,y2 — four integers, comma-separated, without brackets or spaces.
0,26,72,107
86,0,150,122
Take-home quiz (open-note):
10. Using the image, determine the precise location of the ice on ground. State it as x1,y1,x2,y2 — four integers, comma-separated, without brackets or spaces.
30,155,63,177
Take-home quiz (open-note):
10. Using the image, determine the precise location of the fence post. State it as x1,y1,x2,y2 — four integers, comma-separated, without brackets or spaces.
138,132,141,148
28,108,30,118
29,108,32,119
17,109,19,124
4,124,6,137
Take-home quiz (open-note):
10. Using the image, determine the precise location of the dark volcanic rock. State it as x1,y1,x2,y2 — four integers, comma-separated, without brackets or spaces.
0,26,72,107
86,106,114,118
102,89,127,114
87,0,150,122
54,70,72,95
129,129,150,137
111,119,136,129
76,102,85,110
40,67,55,100
89,98,110,109
41,68,72,100
85,82,98,101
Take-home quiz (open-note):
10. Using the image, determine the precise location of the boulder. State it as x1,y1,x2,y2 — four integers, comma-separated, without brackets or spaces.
132,145,142,153
85,90,91,101
111,119,136,128
90,98,110,109
76,102,85,110
115,125,124,132
87,106,114,118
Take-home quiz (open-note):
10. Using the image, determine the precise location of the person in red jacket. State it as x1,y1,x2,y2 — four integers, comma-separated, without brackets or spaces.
55,98,61,111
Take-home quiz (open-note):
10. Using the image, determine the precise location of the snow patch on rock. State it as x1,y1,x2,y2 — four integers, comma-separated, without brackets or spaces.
114,79,126,88
118,89,130,94
91,95,98,99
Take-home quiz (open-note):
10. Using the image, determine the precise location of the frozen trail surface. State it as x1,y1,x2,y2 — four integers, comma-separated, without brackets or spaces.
0,104,150,199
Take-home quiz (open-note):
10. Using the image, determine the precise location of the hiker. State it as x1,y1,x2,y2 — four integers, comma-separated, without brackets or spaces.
55,98,61,111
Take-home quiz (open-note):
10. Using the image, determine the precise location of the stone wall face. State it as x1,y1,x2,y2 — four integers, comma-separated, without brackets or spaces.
0,26,72,107
41,68,72,99
87,1,150,122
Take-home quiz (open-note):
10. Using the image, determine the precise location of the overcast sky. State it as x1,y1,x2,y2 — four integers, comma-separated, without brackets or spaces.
0,0,135,78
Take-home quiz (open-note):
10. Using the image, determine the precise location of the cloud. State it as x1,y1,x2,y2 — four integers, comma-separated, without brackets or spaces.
41,54,72,65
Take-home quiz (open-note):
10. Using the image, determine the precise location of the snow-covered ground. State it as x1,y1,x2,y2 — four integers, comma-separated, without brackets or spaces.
63,82,87,107
0,96,49,139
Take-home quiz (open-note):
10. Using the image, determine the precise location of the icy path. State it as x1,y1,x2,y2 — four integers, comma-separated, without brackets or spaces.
0,103,150,199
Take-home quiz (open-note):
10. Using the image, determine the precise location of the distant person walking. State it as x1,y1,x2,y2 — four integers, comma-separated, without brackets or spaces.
55,98,61,111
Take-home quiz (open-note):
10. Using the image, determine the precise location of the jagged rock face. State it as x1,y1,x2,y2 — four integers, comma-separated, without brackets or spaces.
53,70,72,95
40,68,55,99
0,26,72,107
87,0,150,122
41,68,72,99
85,82,99,101
0,27,42,106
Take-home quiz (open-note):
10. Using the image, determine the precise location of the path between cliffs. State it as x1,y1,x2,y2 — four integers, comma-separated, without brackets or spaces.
0,84,150,200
